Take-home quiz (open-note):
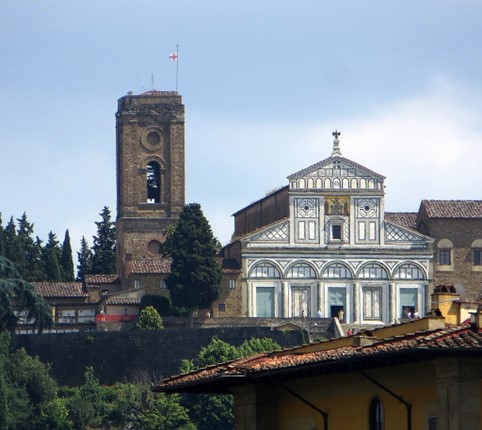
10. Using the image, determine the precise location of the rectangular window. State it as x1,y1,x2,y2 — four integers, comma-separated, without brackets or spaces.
134,280,141,289
358,221,366,240
427,416,437,430
368,221,376,240
332,224,342,240
101,289,109,296
298,221,306,240
218,303,225,313
363,287,382,320
474,249,482,266
439,250,451,265
229,279,236,289
160,280,167,289
308,221,316,240
256,287,275,317
400,288,418,318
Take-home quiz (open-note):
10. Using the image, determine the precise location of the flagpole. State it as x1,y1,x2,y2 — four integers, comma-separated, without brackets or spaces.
175,44,179,93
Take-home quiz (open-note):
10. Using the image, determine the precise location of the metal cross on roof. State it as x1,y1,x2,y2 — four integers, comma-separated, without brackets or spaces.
331,130,342,157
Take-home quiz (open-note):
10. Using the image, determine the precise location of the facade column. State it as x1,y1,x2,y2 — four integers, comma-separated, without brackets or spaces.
352,282,358,324
247,281,252,317
282,282,289,318
389,282,395,323
317,281,323,316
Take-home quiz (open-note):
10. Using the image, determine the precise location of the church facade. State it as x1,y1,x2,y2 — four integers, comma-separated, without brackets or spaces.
222,133,434,325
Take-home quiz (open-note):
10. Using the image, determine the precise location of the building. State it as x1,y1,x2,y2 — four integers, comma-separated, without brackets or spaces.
221,133,435,325
156,314,482,430
115,90,185,291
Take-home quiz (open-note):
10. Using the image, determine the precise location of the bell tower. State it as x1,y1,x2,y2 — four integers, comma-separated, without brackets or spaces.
115,91,185,277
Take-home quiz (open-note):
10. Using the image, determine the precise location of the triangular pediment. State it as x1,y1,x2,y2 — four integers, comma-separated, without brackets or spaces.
243,220,289,243
288,156,385,192
384,221,433,244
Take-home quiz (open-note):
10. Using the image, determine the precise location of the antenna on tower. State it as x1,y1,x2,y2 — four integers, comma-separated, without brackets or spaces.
151,74,155,90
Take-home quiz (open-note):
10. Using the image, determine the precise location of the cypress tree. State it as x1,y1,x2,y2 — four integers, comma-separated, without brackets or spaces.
77,236,93,281
0,214,5,257
60,229,75,281
163,203,222,325
4,217,22,267
91,207,116,275
16,213,45,281
42,232,62,281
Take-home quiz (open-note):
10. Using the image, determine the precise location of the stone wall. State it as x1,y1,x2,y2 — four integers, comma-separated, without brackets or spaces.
14,326,307,386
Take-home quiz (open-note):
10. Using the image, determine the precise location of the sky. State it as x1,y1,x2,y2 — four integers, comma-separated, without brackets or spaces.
1,1,482,259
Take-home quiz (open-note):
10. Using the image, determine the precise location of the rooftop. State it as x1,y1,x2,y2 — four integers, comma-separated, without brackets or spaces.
420,200,482,218
33,282,88,298
156,318,482,394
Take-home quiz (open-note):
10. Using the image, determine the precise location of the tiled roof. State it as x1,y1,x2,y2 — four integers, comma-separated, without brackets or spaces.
105,297,140,305
385,212,418,230
131,258,240,275
156,322,482,393
85,274,119,284
33,282,88,298
420,200,482,218
220,258,241,274
131,258,171,274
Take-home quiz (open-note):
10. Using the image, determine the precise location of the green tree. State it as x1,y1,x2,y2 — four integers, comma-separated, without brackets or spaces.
17,213,45,282
42,231,62,281
77,236,93,281
60,230,75,281
181,337,280,430
163,203,221,325
140,294,172,317
138,393,196,430
0,256,53,333
136,306,164,330
4,217,22,267
91,207,116,275
0,215,5,257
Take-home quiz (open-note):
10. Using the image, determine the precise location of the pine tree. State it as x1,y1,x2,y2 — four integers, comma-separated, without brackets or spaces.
60,230,75,281
42,232,62,281
0,256,53,333
163,203,222,324
4,217,22,267
77,236,93,281
0,214,5,257
16,213,45,282
91,207,116,275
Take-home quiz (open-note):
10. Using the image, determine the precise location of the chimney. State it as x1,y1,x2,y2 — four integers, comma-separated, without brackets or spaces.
470,307,482,332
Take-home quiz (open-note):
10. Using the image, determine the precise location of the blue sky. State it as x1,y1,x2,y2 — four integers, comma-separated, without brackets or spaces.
1,1,482,257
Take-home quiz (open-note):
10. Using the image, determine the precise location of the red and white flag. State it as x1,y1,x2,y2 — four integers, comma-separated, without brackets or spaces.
169,52,178,62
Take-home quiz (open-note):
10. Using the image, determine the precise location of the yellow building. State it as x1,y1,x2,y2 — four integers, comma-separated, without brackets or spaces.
156,316,482,430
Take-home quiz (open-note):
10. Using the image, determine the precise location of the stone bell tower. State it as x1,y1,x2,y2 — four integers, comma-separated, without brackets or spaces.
115,91,185,279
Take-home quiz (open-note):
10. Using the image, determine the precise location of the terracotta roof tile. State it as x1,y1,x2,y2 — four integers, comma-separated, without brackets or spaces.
85,274,119,284
105,297,140,305
131,259,171,274
131,258,240,275
385,212,418,230
156,323,482,392
32,282,88,298
420,200,482,218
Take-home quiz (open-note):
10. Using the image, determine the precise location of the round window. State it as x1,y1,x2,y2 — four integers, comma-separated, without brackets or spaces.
147,131,161,145
147,240,162,255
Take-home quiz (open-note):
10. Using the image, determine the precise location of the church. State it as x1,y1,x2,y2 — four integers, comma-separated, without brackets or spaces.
25,90,482,330
221,132,434,325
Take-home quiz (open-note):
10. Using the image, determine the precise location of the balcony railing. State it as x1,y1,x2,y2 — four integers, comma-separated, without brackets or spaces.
95,314,137,323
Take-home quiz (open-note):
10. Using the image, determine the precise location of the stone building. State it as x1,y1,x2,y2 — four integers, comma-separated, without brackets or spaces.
221,133,435,325
115,91,185,291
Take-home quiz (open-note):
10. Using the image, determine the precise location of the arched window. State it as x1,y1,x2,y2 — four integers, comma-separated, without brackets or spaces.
437,238,453,266
393,263,425,280
250,263,280,279
358,263,388,280
286,263,316,278
369,397,384,430
322,263,352,279
471,239,482,267
147,161,161,203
